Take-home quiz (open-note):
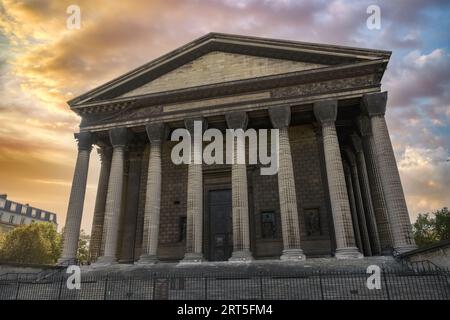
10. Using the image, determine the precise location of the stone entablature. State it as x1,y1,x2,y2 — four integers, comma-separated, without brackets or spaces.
58,33,416,265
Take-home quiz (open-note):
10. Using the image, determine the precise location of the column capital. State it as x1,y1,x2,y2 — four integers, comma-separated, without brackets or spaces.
74,132,93,151
350,134,363,153
184,117,207,134
313,99,338,125
269,106,291,128
356,115,373,137
109,127,129,147
225,111,248,129
97,146,112,163
145,122,168,143
361,91,387,117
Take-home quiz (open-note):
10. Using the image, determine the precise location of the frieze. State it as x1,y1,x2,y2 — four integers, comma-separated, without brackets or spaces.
271,74,378,99
81,105,163,127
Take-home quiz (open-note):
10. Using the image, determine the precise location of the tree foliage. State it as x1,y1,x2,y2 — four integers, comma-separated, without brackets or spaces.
77,229,90,265
0,222,62,264
413,207,450,247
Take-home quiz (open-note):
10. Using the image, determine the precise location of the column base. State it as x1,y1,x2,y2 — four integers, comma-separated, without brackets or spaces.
335,247,364,259
229,250,253,262
135,254,158,265
280,249,306,261
393,244,418,255
179,252,204,264
93,255,117,267
57,257,77,266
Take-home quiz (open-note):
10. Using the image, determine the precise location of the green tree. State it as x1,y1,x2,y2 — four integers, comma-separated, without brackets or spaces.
77,229,90,265
0,222,62,264
413,207,450,247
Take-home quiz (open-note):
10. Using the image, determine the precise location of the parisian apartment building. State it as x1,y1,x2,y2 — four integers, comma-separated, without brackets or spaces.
0,194,58,234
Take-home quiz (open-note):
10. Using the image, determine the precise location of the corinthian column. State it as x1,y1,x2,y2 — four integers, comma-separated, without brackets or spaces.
138,123,167,264
343,162,363,253
357,116,392,253
181,118,206,263
96,128,128,265
362,92,416,254
119,145,143,263
226,112,253,262
269,106,305,261
89,145,112,262
313,100,362,259
351,134,382,255
344,148,372,256
58,132,93,265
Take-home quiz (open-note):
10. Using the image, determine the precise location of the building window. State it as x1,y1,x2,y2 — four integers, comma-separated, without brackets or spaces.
261,211,277,239
0,198,5,208
9,215,15,224
21,206,27,214
40,211,46,219
10,202,17,212
20,217,26,225
304,208,322,237
31,209,37,217
49,214,53,221
178,216,187,242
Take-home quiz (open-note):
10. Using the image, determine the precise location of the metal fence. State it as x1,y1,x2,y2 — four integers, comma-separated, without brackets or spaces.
0,268,449,300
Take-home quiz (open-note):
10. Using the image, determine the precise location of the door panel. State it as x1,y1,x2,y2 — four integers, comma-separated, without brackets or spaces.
208,189,232,261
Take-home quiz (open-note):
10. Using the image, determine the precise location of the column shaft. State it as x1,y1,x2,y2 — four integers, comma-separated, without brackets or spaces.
352,136,382,255
59,132,92,265
269,106,305,261
371,115,416,253
343,163,363,253
362,92,416,254
96,128,128,265
182,118,205,263
349,157,372,256
226,112,253,261
139,123,167,263
358,116,392,252
314,100,362,259
89,147,111,262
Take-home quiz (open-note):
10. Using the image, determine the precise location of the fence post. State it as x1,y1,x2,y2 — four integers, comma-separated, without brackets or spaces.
319,270,324,300
152,273,157,300
259,272,264,300
382,267,391,300
103,275,109,300
15,278,20,300
204,276,208,300
58,275,65,300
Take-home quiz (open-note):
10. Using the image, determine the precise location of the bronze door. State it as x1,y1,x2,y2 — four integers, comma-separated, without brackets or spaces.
208,189,232,261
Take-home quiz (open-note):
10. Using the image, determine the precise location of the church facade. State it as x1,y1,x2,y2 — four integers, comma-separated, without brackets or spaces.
59,33,417,265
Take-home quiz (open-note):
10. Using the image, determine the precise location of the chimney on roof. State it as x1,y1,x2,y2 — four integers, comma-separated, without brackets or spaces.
0,194,7,199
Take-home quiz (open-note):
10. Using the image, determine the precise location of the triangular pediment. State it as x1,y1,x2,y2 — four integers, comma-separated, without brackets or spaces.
119,51,326,98
69,33,390,107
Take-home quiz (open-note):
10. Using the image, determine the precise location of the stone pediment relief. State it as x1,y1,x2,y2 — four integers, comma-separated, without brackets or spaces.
118,51,326,98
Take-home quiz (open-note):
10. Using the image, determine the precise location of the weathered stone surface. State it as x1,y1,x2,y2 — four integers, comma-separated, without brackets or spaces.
89,146,112,262
314,101,362,259
59,133,93,264
120,51,325,97
362,92,417,254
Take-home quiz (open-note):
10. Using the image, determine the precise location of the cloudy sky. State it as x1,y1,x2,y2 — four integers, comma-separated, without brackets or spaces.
0,0,449,233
